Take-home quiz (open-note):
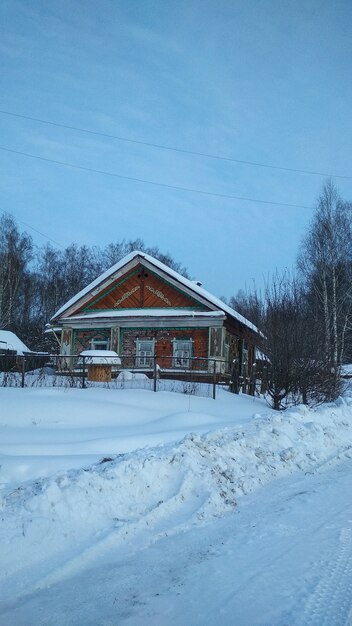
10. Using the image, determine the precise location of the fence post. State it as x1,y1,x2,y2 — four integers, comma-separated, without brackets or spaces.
21,356,26,388
153,358,157,392
213,360,217,400
260,364,268,395
249,363,256,396
82,355,86,389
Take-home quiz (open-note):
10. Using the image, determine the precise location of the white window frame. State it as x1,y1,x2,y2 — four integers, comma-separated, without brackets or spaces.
136,339,155,367
172,339,193,368
90,338,110,351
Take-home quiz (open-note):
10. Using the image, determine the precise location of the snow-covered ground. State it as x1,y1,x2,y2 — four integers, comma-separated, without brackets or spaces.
0,386,265,489
1,386,352,625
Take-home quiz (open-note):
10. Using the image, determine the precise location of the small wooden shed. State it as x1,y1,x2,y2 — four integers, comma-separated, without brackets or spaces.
80,350,121,382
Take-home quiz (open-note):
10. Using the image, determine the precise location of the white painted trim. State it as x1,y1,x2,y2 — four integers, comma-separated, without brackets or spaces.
50,251,260,335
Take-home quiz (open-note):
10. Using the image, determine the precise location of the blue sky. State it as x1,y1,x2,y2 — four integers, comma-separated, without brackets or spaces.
1,0,352,298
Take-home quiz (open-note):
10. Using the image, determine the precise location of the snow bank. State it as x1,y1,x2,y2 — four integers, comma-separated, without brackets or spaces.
116,370,149,381
1,394,352,596
0,387,262,487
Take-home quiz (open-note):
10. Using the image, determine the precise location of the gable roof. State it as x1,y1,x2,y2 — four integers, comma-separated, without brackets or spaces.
50,251,260,335
0,330,31,354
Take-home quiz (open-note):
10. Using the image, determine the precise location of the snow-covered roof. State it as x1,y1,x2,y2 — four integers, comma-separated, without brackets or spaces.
44,326,62,335
0,330,31,355
80,349,121,365
51,251,260,335
255,348,269,362
65,309,225,321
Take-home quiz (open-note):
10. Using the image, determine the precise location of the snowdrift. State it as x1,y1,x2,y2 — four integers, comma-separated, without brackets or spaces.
1,394,352,600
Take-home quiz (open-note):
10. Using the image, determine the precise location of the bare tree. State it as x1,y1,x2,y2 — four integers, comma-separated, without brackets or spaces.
259,273,303,409
229,288,263,329
230,271,340,409
298,181,352,371
0,214,33,328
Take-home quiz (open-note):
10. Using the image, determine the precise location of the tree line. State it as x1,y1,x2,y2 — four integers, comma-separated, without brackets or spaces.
229,181,352,408
0,221,189,352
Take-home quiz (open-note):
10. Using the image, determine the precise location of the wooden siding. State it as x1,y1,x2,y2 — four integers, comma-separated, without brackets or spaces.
74,329,110,353
122,328,209,366
77,265,205,312
74,327,209,364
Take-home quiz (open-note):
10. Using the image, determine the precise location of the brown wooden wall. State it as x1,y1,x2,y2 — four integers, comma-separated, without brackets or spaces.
78,265,204,312
74,329,110,353
121,328,209,367
73,327,209,364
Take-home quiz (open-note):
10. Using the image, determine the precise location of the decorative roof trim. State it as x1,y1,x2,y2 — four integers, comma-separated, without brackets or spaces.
50,251,260,335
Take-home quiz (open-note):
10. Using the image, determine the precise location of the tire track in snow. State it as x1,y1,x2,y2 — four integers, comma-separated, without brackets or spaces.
296,526,352,626
0,481,212,609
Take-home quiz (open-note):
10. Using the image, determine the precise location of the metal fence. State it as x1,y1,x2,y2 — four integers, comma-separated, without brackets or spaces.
0,353,239,399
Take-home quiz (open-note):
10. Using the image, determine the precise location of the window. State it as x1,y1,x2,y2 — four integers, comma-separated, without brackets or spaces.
136,339,154,367
173,339,192,368
90,338,110,351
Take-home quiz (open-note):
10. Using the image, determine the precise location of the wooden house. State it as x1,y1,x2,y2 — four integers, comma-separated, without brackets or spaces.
48,251,261,380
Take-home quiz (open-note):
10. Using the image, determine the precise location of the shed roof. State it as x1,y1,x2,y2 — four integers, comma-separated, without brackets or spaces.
0,330,31,355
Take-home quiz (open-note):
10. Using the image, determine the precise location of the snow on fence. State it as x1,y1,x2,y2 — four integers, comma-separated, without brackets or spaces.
0,353,236,399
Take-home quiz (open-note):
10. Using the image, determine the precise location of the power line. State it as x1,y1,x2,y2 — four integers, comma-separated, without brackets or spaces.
0,206,65,248
0,145,315,210
0,108,351,180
